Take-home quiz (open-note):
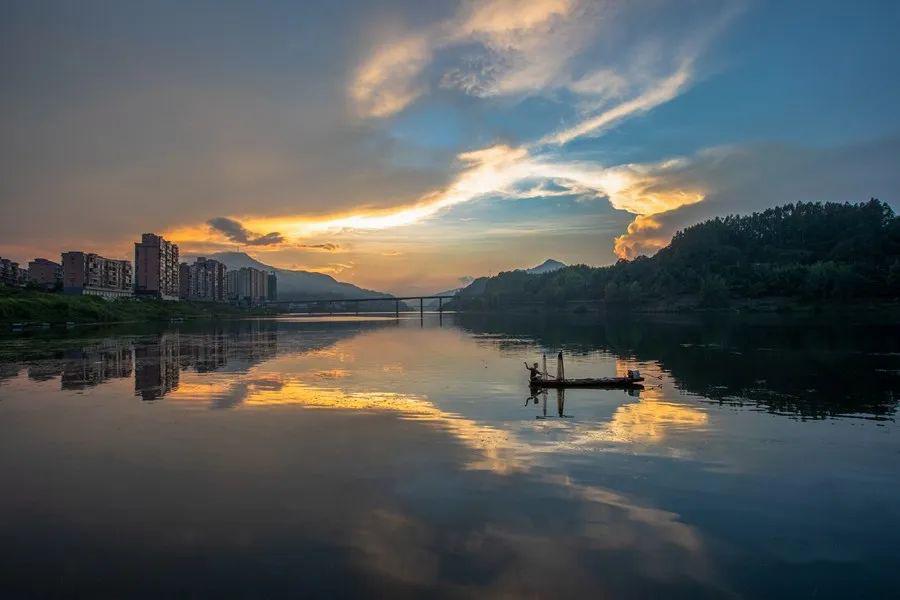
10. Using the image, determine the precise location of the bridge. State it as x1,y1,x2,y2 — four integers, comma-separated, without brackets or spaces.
264,295,456,317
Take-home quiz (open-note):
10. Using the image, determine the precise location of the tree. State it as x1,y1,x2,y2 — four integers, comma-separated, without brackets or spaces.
699,275,729,308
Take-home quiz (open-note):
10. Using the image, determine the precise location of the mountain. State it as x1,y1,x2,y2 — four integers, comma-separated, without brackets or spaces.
526,259,566,274
467,259,566,293
425,259,566,306
192,251,391,300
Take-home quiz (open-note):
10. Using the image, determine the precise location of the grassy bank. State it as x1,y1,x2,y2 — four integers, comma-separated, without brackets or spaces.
0,287,272,325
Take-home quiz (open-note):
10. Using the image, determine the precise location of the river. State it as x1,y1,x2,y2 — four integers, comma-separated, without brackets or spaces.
1,312,898,598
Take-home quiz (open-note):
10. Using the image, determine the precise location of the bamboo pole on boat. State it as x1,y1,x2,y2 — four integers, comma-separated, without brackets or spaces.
542,354,548,379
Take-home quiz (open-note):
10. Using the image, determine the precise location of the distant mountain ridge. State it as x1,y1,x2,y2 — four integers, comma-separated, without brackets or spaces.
430,259,567,301
526,259,566,274
188,251,391,301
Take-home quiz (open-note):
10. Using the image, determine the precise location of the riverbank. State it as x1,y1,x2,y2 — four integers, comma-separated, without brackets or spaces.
0,287,273,326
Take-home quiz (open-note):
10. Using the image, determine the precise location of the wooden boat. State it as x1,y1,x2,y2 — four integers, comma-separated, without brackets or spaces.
526,354,644,389
530,375,644,389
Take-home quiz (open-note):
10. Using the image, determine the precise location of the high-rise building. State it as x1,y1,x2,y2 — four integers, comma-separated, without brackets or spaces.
28,258,62,290
179,263,191,300
134,233,179,300
226,267,269,305
61,251,133,298
180,257,227,302
267,272,278,301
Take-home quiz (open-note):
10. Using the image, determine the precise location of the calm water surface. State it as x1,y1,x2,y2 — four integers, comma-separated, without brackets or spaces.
1,313,899,598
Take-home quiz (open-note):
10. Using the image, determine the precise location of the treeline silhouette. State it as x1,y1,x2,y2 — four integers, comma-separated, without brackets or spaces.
454,199,900,309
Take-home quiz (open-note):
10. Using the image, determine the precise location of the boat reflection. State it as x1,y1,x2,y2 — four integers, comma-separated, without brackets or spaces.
530,388,573,419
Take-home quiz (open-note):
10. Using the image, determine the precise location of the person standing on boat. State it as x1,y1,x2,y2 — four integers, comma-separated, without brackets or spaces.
524,362,543,383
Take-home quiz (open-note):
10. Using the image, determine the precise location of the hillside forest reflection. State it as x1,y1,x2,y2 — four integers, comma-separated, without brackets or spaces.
1,314,899,597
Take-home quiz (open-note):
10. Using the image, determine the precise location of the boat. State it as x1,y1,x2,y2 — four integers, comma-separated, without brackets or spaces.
529,375,644,389
526,353,644,389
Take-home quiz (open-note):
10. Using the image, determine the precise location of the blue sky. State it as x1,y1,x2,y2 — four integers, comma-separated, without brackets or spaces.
1,0,899,293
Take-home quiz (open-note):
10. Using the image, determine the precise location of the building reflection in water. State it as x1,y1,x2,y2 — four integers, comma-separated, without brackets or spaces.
62,343,133,390
10,323,280,401
19,340,134,390
134,326,278,401
134,334,181,401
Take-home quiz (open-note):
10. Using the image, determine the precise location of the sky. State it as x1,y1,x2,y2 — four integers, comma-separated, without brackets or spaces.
1,0,899,294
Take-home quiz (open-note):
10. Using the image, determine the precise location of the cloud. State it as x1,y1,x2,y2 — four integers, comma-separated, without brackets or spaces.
207,217,285,246
350,0,590,117
543,62,693,145
246,231,286,246
350,0,737,124
201,143,704,253
171,2,738,266
207,217,252,242
349,35,433,118
613,214,667,260
299,243,340,252
290,261,355,275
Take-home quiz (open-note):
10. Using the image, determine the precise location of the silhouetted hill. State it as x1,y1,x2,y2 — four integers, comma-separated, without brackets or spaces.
453,199,900,310
426,259,566,306
194,252,391,301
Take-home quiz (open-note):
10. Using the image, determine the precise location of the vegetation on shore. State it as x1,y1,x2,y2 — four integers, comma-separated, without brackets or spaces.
452,199,900,311
0,287,273,325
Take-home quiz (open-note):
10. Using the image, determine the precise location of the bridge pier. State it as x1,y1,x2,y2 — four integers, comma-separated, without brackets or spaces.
355,300,359,316
395,299,399,318
419,298,424,316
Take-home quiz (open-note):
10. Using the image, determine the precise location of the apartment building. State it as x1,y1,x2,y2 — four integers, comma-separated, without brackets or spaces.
226,267,269,305
28,258,62,290
179,257,227,302
134,233,179,300
61,251,133,298
267,272,278,301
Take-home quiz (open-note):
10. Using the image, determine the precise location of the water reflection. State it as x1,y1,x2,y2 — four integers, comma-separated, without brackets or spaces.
530,388,572,419
1,315,900,596
133,329,279,400
17,341,135,390
458,312,900,420
3,314,898,422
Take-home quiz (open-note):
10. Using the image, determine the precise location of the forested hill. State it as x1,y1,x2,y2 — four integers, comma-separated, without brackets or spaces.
453,199,900,310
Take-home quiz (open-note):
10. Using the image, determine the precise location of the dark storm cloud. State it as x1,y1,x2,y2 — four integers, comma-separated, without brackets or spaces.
207,217,284,246
207,217,253,243
246,232,286,246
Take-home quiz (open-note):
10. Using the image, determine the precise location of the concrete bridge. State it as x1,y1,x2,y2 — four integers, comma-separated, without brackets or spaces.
264,295,456,317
